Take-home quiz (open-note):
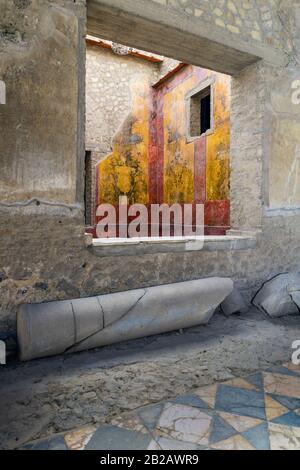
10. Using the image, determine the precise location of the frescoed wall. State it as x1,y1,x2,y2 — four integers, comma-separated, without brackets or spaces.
95,62,231,235
86,43,160,217
97,79,150,206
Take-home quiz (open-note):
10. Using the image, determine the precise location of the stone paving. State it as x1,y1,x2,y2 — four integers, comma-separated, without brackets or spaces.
22,362,300,451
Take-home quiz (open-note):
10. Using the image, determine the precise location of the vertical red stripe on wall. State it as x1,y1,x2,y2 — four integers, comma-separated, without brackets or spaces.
156,88,165,204
194,135,206,203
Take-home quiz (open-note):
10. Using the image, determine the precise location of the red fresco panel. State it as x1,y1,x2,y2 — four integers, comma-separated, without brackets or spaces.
205,200,230,235
194,135,206,204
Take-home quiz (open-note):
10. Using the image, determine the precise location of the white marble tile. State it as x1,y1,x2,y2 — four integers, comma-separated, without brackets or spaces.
156,403,212,445
269,423,300,450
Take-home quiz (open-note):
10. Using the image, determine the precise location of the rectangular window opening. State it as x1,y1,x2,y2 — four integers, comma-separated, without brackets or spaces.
190,85,212,137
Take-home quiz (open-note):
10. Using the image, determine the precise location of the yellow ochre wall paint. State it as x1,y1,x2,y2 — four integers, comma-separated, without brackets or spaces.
96,64,230,209
97,77,150,205
206,74,231,201
164,75,196,204
163,68,230,203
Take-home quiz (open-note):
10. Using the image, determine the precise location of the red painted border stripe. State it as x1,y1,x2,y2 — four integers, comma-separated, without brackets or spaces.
194,135,206,204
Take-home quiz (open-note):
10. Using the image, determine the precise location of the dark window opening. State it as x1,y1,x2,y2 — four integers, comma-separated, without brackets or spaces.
200,92,211,135
190,85,211,137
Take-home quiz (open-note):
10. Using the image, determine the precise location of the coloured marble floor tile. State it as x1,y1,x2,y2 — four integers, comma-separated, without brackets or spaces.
208,414,237,445
20,363,300,451
218,412,263,433
224,378,257,391
268,423,300,450
147,437,200,450
266,365,300,379
210,435,255,450
110,414,148,434
267,393,300,411
138,403,165,431
263,372,300,399
271,411,300,428
23,435,68,450
264,395,289,421
214,385,266,420
84,425,152,451
156,403,212,446
170,394,210,410
193,384,218,409
283,363,300,376
64,425,97,450
242,422,270,450
244,372,264,391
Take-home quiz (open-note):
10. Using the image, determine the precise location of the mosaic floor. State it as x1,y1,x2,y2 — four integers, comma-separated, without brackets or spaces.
23,363,300,451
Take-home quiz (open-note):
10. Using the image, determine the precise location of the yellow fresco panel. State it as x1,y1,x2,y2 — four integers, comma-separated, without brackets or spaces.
206,74,231,200
163,75,197,204
98,76,150,206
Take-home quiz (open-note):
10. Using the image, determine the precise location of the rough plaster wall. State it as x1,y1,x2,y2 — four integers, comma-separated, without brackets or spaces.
0,0,86,204
231,63,264,230
2,207,300,342
256,1,300,209
86,45,159,157
2,0,300,347
266,61,300,207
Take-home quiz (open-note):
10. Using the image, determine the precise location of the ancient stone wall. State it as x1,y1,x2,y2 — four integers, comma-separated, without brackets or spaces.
0,0,86,204
86,44,159,157
1,0,300,352
150,0,290,55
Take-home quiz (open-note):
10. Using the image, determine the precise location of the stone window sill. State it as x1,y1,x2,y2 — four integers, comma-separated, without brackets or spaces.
89,234,257,257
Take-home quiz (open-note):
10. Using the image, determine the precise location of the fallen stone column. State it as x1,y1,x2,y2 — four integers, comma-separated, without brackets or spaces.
252,273,300,317
18,277,233,361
